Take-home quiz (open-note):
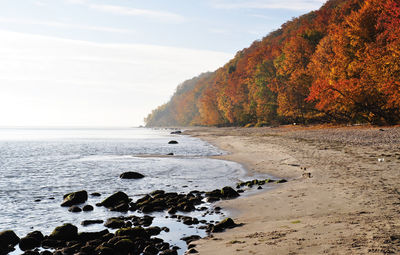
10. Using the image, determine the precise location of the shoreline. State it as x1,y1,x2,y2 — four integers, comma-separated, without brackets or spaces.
186,126,400,254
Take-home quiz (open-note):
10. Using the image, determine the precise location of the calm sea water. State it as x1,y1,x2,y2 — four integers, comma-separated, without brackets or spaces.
0,127,249,253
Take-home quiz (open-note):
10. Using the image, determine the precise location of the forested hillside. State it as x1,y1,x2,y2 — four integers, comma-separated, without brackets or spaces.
145,0,400,127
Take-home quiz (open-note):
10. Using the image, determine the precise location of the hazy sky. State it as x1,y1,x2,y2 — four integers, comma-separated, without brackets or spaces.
0,0,326,127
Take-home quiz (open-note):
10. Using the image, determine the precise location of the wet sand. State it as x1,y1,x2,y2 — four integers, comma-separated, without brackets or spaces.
186,126,400,254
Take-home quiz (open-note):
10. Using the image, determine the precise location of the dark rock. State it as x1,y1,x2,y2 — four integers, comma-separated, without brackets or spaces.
257,186,263,190
49,223,78,241
26,231,44,242
120,171,145,179
186,248,199,254
34,199,41,202
170,131,182,134
161,227,170,233
160,249,178,255
0,230,20,249
19,237,40,251
114,239,135,252
115,227,149,240
206,196,220,203
21,251,39,255
180,235,201,244
61,190,88,207
212,218,237,232
41,239,65,249
81,220,103,226
146,226,161,236
104,218,125,229
78,230,109,242
82,205,94,211
187,243,196,249
95,245,114,255
276,179,287,183
68,206,82,212
221,186,239,198
90,192,101,197
237,189,244,193
167,153,174,156
143,245,159,255
168,140,178,144
100,191,129,208
110,202,129,212
40,251,52,255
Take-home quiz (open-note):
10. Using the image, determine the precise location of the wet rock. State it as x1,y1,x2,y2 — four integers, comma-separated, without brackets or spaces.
170,131,182,134
180,235,201,244
19,237,40,251
114,239,135,253
68,206,82,212
167,153,174,156
276,179,287,183
21,251,39,255
168,140,178,144
212,218,237,233
161,227,170,233
143,245,159,255
90,192,101,197
0,230,20,249
49,223,78,241
40,250,52,255
41,239,65,249
186,248,199,254
81,204,93,211
78,229,109,242
160,249,178,255
257,186,263,190
61,190,88,207
100,191,130,208
95,245,114,255
104,218,125,229
221,186,239,198
115,227,149,240
81,220,103,226
146,226,161,236
206,196,220,203
120,171,145,179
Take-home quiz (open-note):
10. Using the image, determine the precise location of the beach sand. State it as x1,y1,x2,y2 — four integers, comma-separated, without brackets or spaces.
186,126,400,254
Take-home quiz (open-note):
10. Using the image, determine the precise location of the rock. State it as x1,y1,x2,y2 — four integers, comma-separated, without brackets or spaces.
21,251,39,255
95,245,114,255
78,229,109,242
170,131,182,134
40,251,53,255
167,153,174,156
100,191,130,208
61,190,88,207
82,205,94,211
115,227,149,239
186,248,199,254
146,226,161,236
120,171,145,179
41,238,65,249
212,218,237,233
0,230,20,248
160,249,178,255
220,186,239,198
180,235,201,244
168,140,178,144
114,239,135,252
104,218,125,229
81,220,103,226
90,192,101,197
276,179,287,183
257,186,263,190
144,245,159,255
19,236,41,251
68,206,82,212
49,223,78,241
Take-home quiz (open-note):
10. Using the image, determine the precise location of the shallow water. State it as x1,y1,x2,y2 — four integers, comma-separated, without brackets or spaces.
0,127,256,254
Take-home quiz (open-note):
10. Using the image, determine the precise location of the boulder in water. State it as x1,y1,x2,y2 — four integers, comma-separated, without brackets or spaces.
120,172,145,179
61,190,88,207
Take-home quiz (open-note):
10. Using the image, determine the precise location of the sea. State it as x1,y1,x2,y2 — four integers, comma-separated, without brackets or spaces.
0,127,264,254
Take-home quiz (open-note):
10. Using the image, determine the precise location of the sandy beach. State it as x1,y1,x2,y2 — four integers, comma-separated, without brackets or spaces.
186,126,400,254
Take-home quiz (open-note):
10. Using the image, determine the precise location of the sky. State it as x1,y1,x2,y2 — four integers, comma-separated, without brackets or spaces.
0,0,326,127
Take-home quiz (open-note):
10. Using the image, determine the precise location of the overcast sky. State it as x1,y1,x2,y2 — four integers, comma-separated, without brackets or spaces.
0,0,326,127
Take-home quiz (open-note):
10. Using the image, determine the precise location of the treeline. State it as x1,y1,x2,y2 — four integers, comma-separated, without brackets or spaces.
145,0,400,127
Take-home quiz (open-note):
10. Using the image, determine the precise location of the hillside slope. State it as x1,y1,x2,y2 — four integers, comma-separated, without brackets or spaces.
146,0,400,127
